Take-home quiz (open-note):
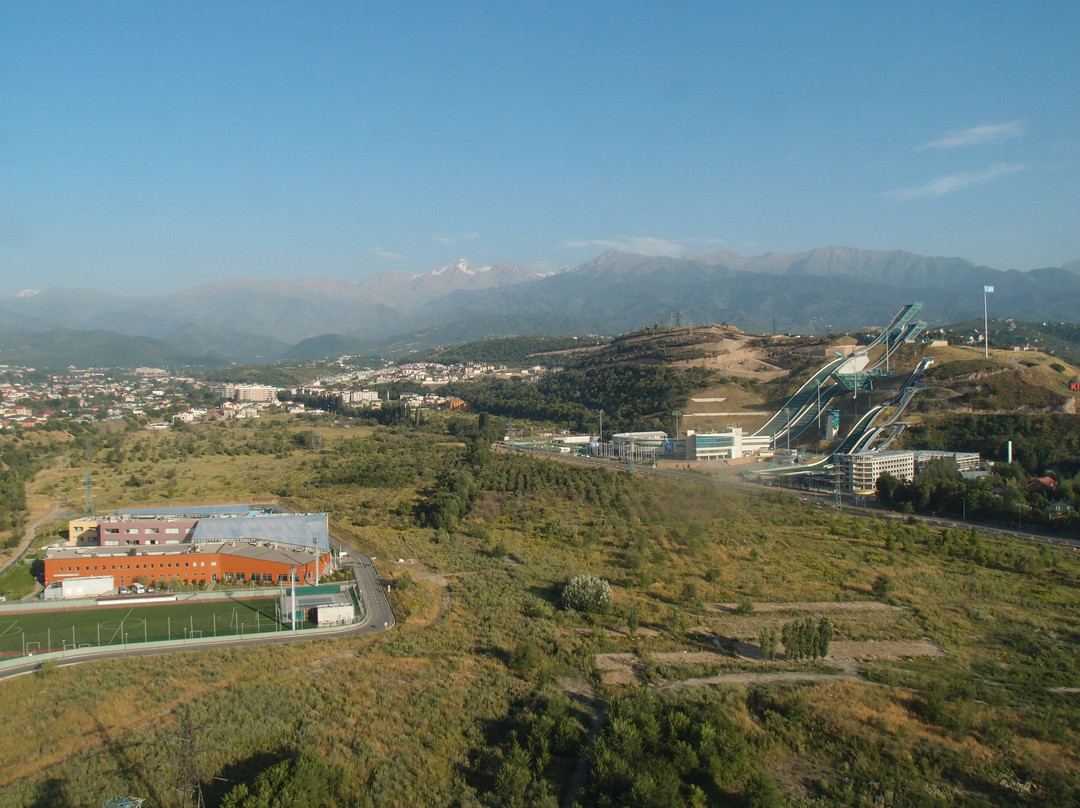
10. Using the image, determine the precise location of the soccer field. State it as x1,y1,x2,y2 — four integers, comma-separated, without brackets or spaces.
0,597,312,657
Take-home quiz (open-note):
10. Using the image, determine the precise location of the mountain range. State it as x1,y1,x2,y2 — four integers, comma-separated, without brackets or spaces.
2,248,1079,368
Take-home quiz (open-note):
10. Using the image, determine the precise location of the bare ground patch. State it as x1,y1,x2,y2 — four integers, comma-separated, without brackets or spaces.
595,653,642,686
828,639,946,663
709,601,904,614
595,638,945,688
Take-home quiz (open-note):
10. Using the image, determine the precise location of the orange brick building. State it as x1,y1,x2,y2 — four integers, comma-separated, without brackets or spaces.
46,506,335,589
44,542,331,588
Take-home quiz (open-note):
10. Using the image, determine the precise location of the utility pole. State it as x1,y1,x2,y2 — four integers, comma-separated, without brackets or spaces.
84,437,94,517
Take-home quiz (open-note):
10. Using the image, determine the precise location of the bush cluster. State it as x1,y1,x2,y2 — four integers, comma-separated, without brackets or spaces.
561,573,613,614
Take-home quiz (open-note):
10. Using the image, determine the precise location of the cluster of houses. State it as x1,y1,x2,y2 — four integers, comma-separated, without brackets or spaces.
324,360,506,387
290,386,468,412
1,366,196,430
314,358,556,391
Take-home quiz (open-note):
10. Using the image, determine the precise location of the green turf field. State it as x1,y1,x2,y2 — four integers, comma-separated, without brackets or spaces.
0,596,317,656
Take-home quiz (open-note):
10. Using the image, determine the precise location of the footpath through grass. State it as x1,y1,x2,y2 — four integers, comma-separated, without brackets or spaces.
0,596,310,656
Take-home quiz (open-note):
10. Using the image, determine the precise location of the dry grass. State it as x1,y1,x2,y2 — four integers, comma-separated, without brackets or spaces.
3,416,1079,804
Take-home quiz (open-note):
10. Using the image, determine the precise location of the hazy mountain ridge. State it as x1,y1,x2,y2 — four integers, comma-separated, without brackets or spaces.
0,260,542,345
1,247,1079,367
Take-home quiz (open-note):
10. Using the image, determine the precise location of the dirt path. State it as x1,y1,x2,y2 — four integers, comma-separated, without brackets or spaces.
0,455,75,581
557,675,605,808
0,501,69,582
708,601,903,614
653,670,868,692
391,560,454,628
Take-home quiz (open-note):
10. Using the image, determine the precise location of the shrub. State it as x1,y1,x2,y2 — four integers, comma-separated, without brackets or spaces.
561,573,613,614
872,573,895,600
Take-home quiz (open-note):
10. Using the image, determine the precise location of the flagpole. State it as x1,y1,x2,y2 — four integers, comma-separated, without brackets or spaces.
983,285,994,359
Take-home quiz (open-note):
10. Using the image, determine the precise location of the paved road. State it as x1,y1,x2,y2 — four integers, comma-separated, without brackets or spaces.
347,555,396,633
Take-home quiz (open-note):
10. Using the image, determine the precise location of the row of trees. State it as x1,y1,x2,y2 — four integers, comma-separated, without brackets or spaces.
759,616,833,661
440,364,712,435
417,447,635,531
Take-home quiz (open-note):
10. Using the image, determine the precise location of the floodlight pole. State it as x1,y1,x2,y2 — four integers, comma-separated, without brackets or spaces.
291,567,297,632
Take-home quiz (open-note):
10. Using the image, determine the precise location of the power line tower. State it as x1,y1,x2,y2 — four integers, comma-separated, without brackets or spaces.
174,706,207,808
162,705,227,808
84,437,94,517
830,464,845,509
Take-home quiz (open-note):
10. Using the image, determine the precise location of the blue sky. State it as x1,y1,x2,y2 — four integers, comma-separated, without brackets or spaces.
2,2,1077,295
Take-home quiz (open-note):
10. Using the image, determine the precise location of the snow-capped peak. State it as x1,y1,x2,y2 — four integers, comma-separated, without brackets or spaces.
17,289,39,299
430,259,492,277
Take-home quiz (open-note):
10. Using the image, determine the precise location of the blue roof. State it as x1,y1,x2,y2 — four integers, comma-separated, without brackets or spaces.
117,504,250,517
190,513,329,551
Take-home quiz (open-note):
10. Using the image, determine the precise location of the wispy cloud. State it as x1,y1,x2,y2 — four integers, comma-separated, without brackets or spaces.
917,121,1025,150
433,232,479,245
561,236,689,256
370,247,403,260
885,162,1024,201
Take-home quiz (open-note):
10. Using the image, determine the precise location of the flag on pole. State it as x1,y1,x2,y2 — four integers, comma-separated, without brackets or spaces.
984,285,995,293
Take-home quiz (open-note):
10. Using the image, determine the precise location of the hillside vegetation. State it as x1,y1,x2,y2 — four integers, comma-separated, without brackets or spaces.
1,413,1078,806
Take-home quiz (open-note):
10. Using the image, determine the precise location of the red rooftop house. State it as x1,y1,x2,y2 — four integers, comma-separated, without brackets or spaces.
1026,476,1059,497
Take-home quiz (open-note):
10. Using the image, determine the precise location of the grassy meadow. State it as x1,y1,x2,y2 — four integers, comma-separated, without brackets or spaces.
1,414,1078,806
